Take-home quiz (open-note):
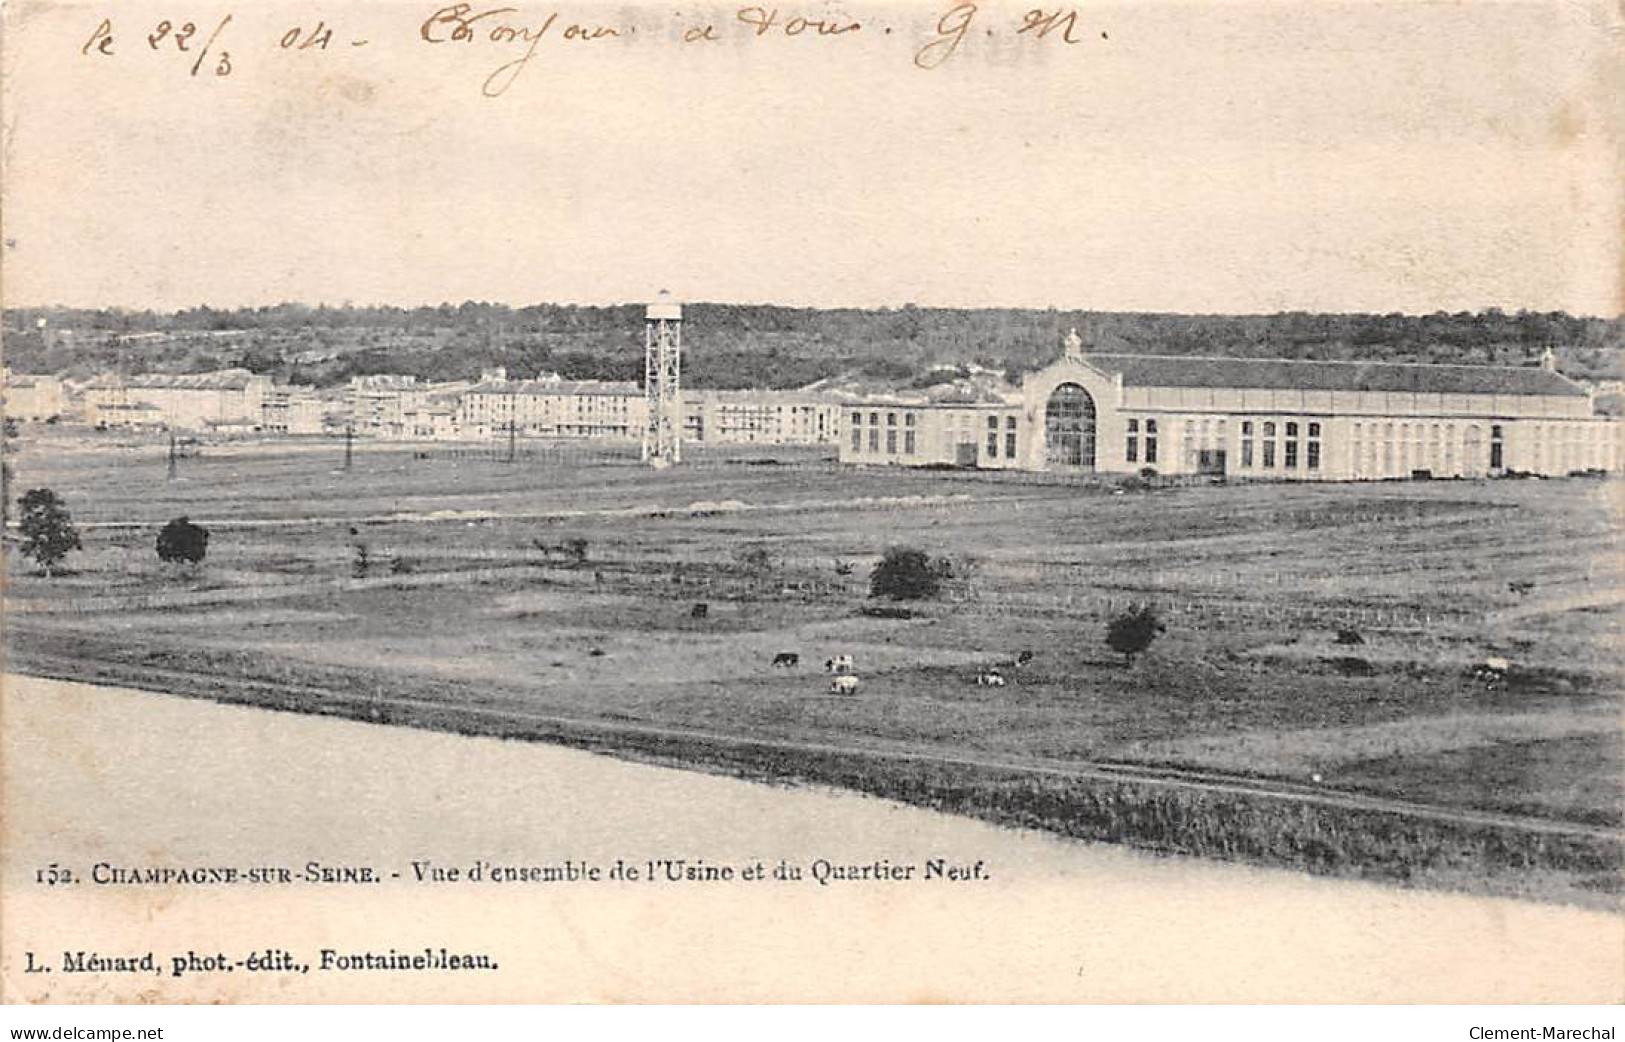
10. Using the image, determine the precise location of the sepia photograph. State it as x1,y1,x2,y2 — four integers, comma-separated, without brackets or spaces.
1,0,1622,1016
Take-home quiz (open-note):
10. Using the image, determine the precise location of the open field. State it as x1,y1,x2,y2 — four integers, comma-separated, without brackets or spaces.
5,432,1623,905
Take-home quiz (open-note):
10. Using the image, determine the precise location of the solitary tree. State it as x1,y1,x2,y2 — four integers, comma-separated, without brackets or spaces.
17,488,82,576
1105,603,1165,664
870,546,942,601
156,516,209,566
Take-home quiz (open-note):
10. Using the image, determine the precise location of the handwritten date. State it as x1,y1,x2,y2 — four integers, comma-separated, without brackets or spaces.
78,5,1100,96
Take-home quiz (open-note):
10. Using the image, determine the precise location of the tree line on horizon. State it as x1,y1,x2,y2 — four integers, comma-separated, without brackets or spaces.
3,302,1621,390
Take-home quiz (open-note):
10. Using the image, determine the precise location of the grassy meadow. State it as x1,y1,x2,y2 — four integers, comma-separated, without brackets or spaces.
6,429,1622,904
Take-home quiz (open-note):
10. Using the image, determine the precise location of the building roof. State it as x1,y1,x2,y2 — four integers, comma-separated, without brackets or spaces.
464,379,640,397
1079,354,1588,397
2,373,57,388
88,369,265,391
685,389,832,404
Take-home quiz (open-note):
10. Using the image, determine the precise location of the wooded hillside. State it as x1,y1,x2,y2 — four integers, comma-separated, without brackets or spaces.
5,303,1621,389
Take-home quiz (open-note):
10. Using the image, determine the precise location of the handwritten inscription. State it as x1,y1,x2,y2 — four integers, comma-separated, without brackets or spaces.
77,4,1101,96
419,5,624,96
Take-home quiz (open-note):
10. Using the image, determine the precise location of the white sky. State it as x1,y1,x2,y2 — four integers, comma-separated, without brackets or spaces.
2,0,1619,314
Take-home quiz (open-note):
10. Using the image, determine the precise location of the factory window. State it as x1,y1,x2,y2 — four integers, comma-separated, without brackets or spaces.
1490,424,1504,470
868,426,879,452
987,429,999,458
905,413,917,427
1284,422,1299,469
1005,429,1017,458
904,429,916,455
1307,436,1321,470
1126,418,1139,464
1241,437,1254,468
1145,420,1158,463
888,413,897,426
870,412,879,426
887,429,897,454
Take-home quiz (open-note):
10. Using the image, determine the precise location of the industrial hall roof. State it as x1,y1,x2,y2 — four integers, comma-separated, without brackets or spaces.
1078,354,1588,397
86,368,265,390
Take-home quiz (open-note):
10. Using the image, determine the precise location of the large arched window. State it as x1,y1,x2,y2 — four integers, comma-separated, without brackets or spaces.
1045,383,1096,469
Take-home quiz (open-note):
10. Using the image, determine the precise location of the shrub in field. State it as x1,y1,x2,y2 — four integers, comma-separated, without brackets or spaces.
1105,602,1164,664
1332,655,1375,677
734,544,774,576
17,487,82,576
870,546,941,600
155,516,209,566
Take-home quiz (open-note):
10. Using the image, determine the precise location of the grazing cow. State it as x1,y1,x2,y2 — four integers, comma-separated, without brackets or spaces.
772,652,799,668
825,654,855,674
1471,657,1511,689
690,602,709,619
976,670,1006,687
1508,581,1535,596
1014,650,1036,667
829,674,859,694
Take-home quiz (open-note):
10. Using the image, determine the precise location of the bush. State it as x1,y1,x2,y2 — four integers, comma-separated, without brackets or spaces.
155,516,209,565
17,488,81,576
870,546,942,600
734,544,773,575
1105,603,1164,663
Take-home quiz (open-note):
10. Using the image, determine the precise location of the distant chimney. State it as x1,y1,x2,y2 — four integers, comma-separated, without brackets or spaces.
1540,346,1557,373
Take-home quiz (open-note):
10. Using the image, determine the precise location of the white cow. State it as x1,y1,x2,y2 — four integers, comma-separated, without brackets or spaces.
825,654,855,674
829,674,860,695
976,670,1006,687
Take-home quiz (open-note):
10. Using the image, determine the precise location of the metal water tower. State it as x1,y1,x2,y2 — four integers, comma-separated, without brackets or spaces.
642,290,682,467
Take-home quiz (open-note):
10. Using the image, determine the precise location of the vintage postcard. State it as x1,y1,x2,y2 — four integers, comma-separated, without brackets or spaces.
1,0,1622,1007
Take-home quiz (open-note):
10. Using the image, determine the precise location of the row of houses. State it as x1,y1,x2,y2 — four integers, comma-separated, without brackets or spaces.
0,367,846,447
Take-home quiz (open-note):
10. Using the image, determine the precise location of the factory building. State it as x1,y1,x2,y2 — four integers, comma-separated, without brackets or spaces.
840,331,1624,479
